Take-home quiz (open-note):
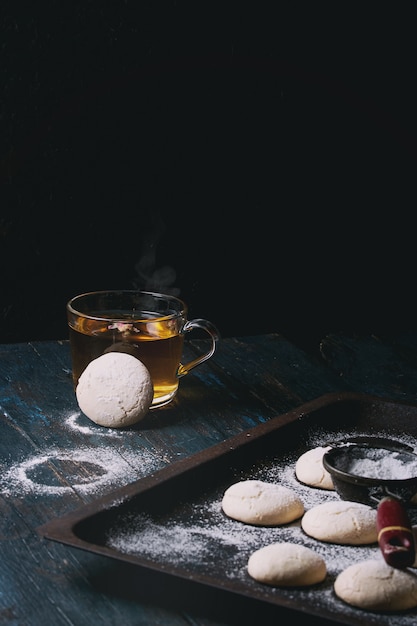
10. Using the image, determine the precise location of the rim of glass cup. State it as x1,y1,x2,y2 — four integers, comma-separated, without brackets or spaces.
66,289,188,322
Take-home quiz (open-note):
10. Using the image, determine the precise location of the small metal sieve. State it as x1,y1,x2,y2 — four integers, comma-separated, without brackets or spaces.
323,436,417,569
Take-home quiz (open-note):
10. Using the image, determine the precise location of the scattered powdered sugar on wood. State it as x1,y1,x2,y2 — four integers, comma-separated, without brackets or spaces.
0,445,162,497
65,411,125,437
0,410,167,498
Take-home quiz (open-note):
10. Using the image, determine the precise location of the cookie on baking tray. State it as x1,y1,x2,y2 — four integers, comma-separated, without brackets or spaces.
301,500,377,545
221,479,304,526
248,542,327,587
295,445,334,490
334,558,417,611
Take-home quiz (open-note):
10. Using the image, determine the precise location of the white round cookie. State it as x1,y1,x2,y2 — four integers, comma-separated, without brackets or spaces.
334,558,417,611
295,446,334,490
248,542,327,587
76,352,153,428
221,479,304,526
301,500,377,545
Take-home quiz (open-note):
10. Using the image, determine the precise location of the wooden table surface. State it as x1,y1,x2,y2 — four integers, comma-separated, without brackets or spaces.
1,331,417,626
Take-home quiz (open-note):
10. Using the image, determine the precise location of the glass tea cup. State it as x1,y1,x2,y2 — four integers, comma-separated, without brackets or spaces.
67,290,220,409
67,290,219,409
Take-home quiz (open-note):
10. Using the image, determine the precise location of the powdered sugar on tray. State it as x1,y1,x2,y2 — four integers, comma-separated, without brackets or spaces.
104,427,417,626
107,500,380,580
106,448,380,579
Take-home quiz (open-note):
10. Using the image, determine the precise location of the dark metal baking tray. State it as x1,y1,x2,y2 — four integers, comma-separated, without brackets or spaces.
38,392,417,626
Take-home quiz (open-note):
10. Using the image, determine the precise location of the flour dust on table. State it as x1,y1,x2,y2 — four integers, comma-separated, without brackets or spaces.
65,411,126,437
0,408,165,498
0,445,162,497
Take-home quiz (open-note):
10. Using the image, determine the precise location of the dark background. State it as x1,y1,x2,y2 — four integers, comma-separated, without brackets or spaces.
1,2,416,349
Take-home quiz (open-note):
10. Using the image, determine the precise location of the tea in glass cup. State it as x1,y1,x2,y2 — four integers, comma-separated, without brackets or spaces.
67,290,219,408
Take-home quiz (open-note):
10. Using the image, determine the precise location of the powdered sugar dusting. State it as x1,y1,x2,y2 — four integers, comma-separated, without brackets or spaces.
331,446,417,479
3,411,417,622
0,445,162,497
0,410,166,498
104,426,417,625
107,499,379,580
65,412,125,437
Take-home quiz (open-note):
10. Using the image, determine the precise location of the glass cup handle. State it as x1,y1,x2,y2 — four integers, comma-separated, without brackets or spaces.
177,318,220,378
